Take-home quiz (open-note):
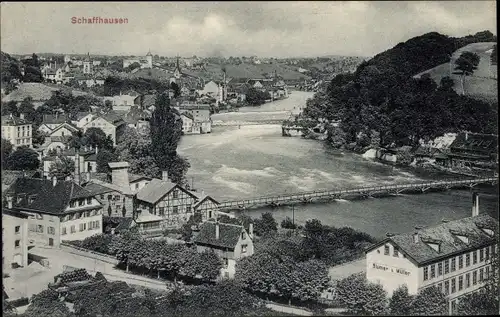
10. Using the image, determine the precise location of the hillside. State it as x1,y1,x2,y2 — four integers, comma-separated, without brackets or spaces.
414,42,497,102
1,51,22,83
302,31,498,151
183,62,311,82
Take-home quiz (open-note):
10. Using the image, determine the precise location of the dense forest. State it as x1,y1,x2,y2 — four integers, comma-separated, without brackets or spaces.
302,31,498,150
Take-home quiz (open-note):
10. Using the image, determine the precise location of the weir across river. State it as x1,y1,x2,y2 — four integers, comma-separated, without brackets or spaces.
218,177,498,211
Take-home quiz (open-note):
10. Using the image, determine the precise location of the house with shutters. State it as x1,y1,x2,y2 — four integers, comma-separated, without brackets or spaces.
192,221,254,279
190,190,220,221
3,178,104,248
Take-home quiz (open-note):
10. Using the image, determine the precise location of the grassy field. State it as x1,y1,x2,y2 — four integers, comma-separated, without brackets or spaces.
184,62,311,82
414,42,497,102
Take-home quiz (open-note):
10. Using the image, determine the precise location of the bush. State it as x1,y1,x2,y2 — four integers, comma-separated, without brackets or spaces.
281,217,297,229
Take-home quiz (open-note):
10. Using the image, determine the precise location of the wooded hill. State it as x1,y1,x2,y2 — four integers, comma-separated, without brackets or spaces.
303,31,498,150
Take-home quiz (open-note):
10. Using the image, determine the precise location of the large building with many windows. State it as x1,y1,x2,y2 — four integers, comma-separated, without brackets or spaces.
3,177,104,247
365,194,498,315
1,114,33,149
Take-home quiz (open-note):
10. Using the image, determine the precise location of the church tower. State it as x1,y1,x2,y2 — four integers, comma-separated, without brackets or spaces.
83,52,92,74
174,55,181,79
146,50,153,69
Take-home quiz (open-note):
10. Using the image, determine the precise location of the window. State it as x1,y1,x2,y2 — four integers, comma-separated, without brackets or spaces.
223,258,229,268
444,280,450,295
100,194,105,200
438,262,443,276
479,268,484,282
79,223,86,232
87,197,92,204
393,248,399,257
451,258,456,272
159,207,165,216
79,199,84,206
95,221,100,229
135,183,139,189
437,283,442,293
473,251,478,264
485,266,490,280
480,249,484,262
107,195,112,201
445,259,449,274
451,278,456,293
62,227,67,235
48,226,55,235
115,195,121,200
485,247,490,261
15,240,20,248
465,253,470,267
458,255,463,269
85,211,90,217
473,270,478,285
241,244,248,254
384,245,390,255
37,225,44,233
15,226,20,234
71,225,76,233
458,275,463,291
88,222,92,230
423,266,429,281
173,206,179,214
466,273,470,288
186,206,192,213
241,232,246,240
430,264,436,279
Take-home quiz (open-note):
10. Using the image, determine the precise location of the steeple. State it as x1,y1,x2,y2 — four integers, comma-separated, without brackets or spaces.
146,49,152,57
176,55,180,70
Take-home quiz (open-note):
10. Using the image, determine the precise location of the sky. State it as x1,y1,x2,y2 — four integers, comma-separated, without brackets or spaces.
1,1,496,58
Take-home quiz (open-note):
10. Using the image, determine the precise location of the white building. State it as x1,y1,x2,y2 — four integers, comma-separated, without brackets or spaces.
365,193,498,315
2,207,29,271
1,114,33,149
123,51,153,69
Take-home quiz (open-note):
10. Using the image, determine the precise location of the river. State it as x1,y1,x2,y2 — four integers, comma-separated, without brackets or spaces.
178,91,498,239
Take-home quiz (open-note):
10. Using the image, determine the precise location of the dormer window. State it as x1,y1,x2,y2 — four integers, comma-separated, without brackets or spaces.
70,200,76,208
426,243,441,253
241,232,246,240
482,228,494,236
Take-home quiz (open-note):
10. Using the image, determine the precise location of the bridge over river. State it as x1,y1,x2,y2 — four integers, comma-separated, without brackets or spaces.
218,177,498,211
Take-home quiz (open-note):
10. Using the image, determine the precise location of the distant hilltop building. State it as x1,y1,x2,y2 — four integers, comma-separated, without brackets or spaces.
123,51,153,69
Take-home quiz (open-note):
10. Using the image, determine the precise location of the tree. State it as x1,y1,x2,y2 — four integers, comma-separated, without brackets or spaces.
48,155,75,180
389,284,414,315
83,127,114,151
409,286,448,315
96,148,119,173
5,146,40,170
149,93,189,184
245,87,271,106
1,101,19,116
170,82,180,97
456,287,499,315
454,51,480,95
335,272,388,315
104,99,113,112
254,212,278,236
1,138,13,168
24,289,71,317
281,216,297,229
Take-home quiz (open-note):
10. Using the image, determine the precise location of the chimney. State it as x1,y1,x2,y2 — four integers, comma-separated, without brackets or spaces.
74,151,81,185
7,196,13,209
413,232,419,243
95,145,98,155
162,171,169,182
472,192,479,217
465,131,468,141
201,189,205,197
249,223,254,239
109,162,130,188
215,221,220,240
52,176,58,187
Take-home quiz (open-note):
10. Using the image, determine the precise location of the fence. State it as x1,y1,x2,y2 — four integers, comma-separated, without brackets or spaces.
60,243,118,265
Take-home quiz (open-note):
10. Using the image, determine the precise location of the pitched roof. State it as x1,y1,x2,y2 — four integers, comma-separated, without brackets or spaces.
4,178,99,215
193,221,245,249
100,111,126,126
2,170,39,193
366,214,498,266
82,182,114,196
42,114,71,125
1,115,30,126
134,94,156,108
129,173,152,183
181,112,194,120
135,212,163,223
49,122,80,134
74,112,93,121
450,132,497,155
136,178,181,204
86,179,133,196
